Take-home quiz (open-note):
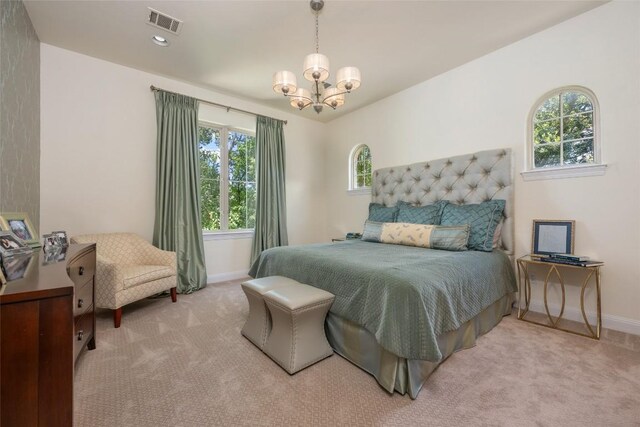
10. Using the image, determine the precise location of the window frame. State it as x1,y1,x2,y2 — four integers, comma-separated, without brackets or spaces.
348,144,372,195
522,86,606,181
198,120,256,238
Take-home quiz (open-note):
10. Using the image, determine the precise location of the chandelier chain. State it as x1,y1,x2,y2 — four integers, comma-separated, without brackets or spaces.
315,12,319,53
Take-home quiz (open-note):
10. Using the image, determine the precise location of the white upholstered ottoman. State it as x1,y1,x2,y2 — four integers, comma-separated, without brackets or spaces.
262,284,335,374
241,276,301,349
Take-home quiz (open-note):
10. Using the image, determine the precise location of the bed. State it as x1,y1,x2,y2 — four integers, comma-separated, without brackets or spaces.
249,148,516,399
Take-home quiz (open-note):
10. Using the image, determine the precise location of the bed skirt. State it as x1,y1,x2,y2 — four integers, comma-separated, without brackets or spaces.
325,293,514,399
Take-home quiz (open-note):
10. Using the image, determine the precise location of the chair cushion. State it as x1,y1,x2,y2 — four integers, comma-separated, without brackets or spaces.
121,265,175,288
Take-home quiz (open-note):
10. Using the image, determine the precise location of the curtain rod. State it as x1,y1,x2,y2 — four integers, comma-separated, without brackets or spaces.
149,85,288,125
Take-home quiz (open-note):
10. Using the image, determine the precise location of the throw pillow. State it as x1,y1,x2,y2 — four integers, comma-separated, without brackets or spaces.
368,203,398,223
362,220,470,251
440,200,506,252
396,200,449,225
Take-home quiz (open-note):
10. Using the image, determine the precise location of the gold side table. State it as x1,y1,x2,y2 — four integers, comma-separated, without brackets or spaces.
516,255,603,339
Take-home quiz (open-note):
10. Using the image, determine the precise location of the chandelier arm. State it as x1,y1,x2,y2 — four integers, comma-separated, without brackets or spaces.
287,93,312,111
322,89,351,100
322,100,338,110
322,95,342,109
282,93,314,102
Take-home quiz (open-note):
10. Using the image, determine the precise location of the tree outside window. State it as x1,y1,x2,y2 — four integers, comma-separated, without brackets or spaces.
351,144,372,190
532,89,596,169
199,124,256,231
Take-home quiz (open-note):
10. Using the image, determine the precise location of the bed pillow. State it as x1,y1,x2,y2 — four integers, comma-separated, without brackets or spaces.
362,220,384,242
362,220,470,251
440,200,506,252
396,200,448,225
368,203,398,223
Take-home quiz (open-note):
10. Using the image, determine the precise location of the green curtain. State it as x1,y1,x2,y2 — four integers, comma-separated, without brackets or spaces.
250,115,288,264
153,90,207,293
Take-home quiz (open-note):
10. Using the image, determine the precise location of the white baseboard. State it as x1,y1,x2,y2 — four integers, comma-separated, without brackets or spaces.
525,300,640,336
207,270,250,284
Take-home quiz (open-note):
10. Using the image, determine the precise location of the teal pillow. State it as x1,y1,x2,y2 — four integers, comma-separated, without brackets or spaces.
440,200,506,252
430,224,470,251
368,203,398,223
362,220,384,242
396,200,448,225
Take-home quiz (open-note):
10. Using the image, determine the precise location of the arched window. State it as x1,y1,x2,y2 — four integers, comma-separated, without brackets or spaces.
349,144,372,192
524,86,605,180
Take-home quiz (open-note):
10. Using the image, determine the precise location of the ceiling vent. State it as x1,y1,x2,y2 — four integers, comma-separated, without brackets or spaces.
147,8,183,35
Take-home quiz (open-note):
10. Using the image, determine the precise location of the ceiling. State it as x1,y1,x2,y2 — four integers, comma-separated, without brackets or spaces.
24,0,605,123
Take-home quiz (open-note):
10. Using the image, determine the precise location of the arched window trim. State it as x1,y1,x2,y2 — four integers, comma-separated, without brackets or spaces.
348,144,372,195
522,85,606,181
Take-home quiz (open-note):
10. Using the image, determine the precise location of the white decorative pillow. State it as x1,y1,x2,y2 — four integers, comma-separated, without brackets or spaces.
363,221,470,251
380,222,434,248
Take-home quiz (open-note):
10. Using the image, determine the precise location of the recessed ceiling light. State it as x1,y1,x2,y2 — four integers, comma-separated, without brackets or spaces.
152,35,169,47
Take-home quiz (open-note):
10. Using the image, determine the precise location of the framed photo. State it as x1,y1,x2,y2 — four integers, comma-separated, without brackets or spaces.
43,245,67,265
2,253,34,281
0,212,40,247
52,230,69,246
0,231,32,257
43,233,60,251
532,220,575,255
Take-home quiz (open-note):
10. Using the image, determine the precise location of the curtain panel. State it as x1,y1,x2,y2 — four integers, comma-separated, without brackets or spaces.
250,115,288,264
153,90,207,293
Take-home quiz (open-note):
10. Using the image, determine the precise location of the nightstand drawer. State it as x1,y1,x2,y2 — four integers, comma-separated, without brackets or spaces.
74,279,93,317
67,250,96,287
74,309,94,360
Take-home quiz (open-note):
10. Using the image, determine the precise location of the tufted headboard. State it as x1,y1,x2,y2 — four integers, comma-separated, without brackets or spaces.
372,148,514,254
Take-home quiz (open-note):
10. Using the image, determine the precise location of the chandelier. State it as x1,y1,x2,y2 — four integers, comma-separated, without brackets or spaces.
272,0,361,114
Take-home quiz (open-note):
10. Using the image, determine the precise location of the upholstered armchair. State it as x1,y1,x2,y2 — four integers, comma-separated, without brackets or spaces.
71,233,177,328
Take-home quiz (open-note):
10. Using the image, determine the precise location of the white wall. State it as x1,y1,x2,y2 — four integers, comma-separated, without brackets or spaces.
40,2,640,331
325,2,640,331
40,44,327,281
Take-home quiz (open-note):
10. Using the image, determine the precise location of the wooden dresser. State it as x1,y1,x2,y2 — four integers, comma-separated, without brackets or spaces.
0,243,96,427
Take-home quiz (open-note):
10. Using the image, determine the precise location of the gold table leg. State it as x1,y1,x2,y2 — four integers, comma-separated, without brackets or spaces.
543,264,565,327
517,261,532,319
579,267,602,339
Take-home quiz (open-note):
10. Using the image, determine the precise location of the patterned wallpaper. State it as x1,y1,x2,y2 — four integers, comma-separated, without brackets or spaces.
0,0,40,231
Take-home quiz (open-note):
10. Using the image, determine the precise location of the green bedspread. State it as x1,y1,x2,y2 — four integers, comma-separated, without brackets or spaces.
248,240,517,362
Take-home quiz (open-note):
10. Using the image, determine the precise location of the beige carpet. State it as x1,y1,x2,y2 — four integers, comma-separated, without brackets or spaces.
74,280,640,427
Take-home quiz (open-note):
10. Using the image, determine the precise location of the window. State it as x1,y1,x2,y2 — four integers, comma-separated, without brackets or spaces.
348,144,372,193
524,86,605,181
198,123,256,233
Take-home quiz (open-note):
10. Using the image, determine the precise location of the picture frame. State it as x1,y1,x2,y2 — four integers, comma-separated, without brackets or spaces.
0,230,32,258
43,233,61,252
0,212,41,248
52,230,69,246
43,245,68,265
1,253,34,281
532,219,575,255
